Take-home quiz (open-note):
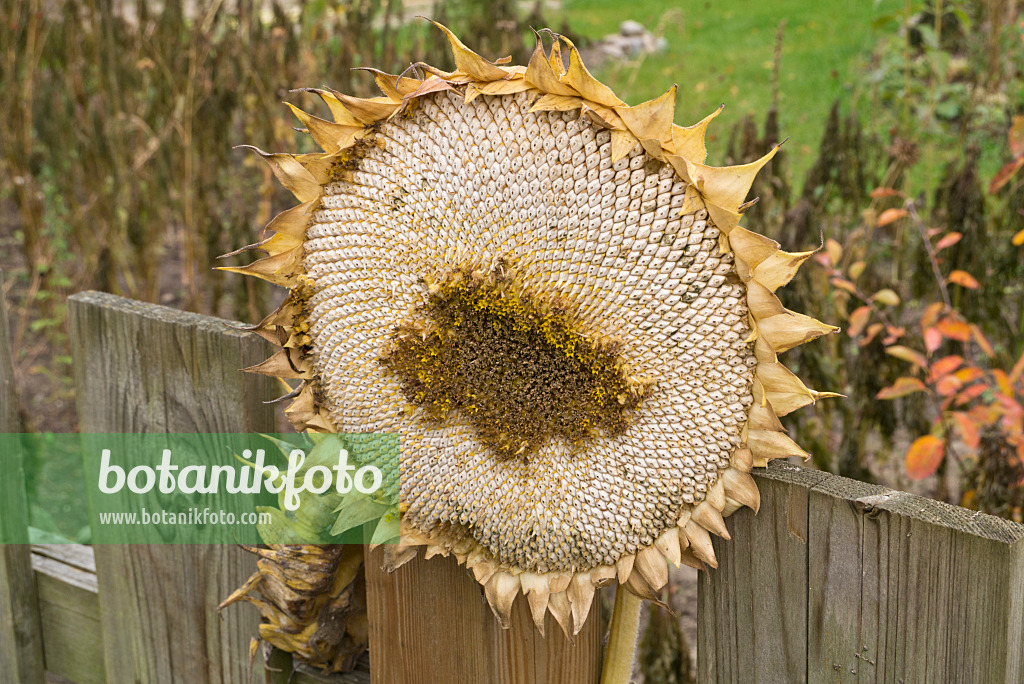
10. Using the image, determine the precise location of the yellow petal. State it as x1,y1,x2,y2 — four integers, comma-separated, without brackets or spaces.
430,20,509,82
285,103,364,154
682,520,717,568
520,572,549,636
691,501,731,539
721,468,761,514
617,85,676,145
727,227,780,269
328,90,401,125
752,249,816,292
669,105,723,163
615,554,635,584
746,428,810,464
654,527,682,568
756,310,839,353
355,67,423,100
567,572,596,635
558,37,624,108
524,34,578,96
242,349,309,380
528,93,583,113
218,249,302,286
484,571,520,629
238,147,321,203
685,143,780,212
635,545,669,590
610,129,639,163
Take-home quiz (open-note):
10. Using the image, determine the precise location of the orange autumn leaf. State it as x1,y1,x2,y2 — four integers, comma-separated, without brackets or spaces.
876,207,908,227
847,306,872,338
948,270,980,289
930,355,964,379
936,318,970,342
935,375,963,397
920,302,945,328
831,278,858,295
970,324,995,358
870,187,902,198
954,367,985,384
924,327,943,353
1010,350,1024,384
988,156,1024,195
952,413,981,450
993,369,1014,396
1013,228,1024,246
876,377,927,399
955,383,989,405
906,435,945,480
934,232,962,251
886,345,929,369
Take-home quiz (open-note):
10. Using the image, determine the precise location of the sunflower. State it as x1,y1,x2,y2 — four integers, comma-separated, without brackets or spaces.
222,22,836,676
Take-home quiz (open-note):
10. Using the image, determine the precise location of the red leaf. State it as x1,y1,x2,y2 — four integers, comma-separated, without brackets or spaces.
936,375,963,397
877,377,928,399
930,355,964,379
886,345,929,369
955,383,989,406
988,156,1024,194
936,318,971,342
952,413,981,450
935,232,962,252
906,435,945,480
948,270,980,289
924,327,943,353
870,187,902,198
877,208,908,227
847,306,872,338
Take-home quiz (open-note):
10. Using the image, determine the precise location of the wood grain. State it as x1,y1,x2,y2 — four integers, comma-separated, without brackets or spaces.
31,547,105,684
0,268,47,683
807,473,1024,683
697,461,829,684
68,291,277,684
365,547,603,684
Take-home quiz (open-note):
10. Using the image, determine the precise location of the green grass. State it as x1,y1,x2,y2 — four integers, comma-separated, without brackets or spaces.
559,0,892,179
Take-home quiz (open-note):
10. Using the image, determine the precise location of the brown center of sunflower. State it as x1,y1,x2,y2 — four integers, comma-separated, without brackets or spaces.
379,262,653,459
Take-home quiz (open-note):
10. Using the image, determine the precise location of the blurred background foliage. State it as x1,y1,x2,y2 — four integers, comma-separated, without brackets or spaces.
1,0,1022,537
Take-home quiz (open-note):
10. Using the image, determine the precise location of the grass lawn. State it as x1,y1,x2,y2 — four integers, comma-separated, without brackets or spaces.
558,0,892,179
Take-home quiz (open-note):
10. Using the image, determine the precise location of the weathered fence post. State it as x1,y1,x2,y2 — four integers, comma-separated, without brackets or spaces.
364,548,603,684
68,291,277,684
0,269,47,683
699,460,1024,683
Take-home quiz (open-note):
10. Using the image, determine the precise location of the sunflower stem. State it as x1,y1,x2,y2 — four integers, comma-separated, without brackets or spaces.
600,587,643,684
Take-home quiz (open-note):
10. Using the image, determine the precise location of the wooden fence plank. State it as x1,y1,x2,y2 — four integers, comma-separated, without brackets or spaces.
697,461,829,684
31,548,105,684
68,291,278,684
807,473,1024,683
0,268,47,683
365,547,603,684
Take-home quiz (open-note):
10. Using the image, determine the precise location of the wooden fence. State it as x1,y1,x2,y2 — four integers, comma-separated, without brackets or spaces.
0,287,1022,683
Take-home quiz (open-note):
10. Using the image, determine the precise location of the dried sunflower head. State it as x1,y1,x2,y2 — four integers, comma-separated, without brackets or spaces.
226,22,837,639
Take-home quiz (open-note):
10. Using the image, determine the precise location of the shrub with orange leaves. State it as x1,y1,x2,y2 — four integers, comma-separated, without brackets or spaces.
854,192,1024,520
